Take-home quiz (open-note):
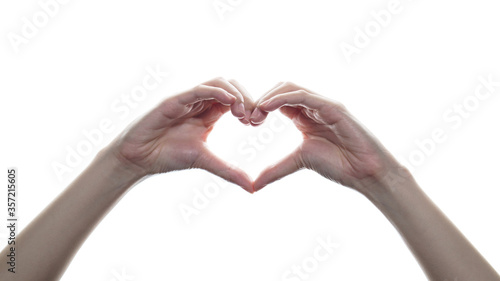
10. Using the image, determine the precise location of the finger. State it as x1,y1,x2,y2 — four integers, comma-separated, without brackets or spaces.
228,79,255,125
250,82,284,126
257,82,319,106
137,86,236,132
259,90,328,112
254,81,285,105
178,85,236,106
253,150,302,192
251,81,316,125
203,77,246,119
195,147,254,193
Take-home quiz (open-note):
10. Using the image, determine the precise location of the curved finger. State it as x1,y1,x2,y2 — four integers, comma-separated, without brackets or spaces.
259,91,348,124
250,82,284,126
194,147,253,193
178,85,236,105
257,82,319,105
136,86,236,132
251,82,317,125
203,77,246,119
253,150,302,192
228,79,255,125
254,81,285,105
258,90,328,112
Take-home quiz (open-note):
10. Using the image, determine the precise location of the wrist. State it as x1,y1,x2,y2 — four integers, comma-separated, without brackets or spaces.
94,147,146,190
356,165,418,205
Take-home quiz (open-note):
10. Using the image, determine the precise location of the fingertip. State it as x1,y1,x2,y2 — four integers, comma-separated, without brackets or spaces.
253,170,270,192
240,178,254,194
250,122,261,127
212,89,236,105
243,109,252,124
250,120,264,126
243,185,254,194
220,95,237,106
230,169,253,193
231,103,246,119
258,104,275,114
219,169,253,193
249,109,266,125
240,110,252,125
240,118,250,125
238,103,246,116
253,179,267,192
226,93,237,102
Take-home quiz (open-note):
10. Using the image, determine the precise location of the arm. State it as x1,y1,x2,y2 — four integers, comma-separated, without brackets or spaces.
0,150,140,280
252,82,500,280
0,78,254,280
369,170,498,280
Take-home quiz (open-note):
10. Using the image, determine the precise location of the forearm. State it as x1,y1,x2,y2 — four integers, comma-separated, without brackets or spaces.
365,169,500,281
0,149,142,281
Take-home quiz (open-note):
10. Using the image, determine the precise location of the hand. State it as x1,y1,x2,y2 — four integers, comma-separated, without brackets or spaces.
252,82,405,195
106,78,255,192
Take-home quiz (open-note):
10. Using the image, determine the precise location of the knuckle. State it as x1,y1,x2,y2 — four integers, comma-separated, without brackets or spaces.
297,89,309,96
334,102,348,112
192,84,204,92
203,77,225,85
217,88,231,97
214,76,226,83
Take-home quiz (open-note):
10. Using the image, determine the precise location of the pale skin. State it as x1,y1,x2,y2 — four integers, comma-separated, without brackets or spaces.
251,82,500,280
1,79,498,280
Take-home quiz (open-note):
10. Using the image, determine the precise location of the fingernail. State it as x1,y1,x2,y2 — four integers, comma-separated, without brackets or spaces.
238,103,245,116
242,109,252,125
250,110,264,124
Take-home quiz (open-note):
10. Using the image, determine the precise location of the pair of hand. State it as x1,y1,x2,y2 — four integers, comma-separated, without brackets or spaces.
108,78,403,195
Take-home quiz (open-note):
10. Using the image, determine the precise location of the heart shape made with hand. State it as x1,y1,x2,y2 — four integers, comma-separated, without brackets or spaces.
194,79,387,195
116,77,388,197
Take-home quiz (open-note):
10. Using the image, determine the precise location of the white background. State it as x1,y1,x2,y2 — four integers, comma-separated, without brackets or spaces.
1,0,500,280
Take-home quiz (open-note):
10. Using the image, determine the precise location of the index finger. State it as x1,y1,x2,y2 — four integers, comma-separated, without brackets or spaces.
202,77,246,119
251,82,317,125
228,79,255,125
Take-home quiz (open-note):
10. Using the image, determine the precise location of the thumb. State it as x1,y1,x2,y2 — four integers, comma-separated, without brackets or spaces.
195,147,254,193
254,150,302,192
